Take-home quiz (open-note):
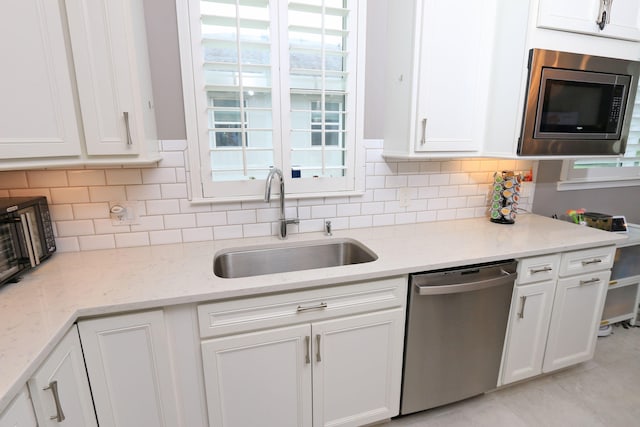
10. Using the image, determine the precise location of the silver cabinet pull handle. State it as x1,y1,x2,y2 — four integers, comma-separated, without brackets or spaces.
123,111,133,145
420,118,427,145
316,334,321,362
582,258,603,266
580,278,601,286
44,380,66,422
530,266,552,274
305,336,311,364
297,302,327,313
518,295,527,319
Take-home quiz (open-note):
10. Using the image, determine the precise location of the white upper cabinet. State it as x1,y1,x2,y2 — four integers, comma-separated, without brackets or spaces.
0,1,82,159
537,0,640,42
65,0,157,157
383,0,495,158
0,0,159,170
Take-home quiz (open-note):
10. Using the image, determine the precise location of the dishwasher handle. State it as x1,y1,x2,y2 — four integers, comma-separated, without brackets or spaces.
414,269,516,296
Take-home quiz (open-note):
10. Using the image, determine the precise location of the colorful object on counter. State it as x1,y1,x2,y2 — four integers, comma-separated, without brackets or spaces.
566,209,586,225
489,171,523,224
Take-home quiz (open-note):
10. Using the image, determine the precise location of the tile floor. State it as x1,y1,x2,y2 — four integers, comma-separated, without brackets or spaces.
386,323,640,427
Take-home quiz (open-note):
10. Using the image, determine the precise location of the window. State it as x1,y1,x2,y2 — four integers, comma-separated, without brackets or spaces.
559,83,640,190
177,0,366,201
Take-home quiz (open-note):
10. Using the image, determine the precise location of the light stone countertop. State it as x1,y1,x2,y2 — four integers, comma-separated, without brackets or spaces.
0,214,625,412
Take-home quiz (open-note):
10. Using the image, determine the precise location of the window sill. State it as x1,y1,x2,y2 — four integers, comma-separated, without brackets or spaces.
557,176,640,191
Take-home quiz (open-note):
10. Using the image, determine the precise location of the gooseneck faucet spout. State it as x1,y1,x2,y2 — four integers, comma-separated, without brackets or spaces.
264,168,299,239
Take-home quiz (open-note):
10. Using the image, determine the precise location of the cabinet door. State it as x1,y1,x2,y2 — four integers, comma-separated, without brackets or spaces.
0,1,81,159
201,324,312,427
414,0,494,153
77,310,179,427
312,309,404,427
543,270,610,373
501,281,555,385
0,387,37,427
28,325,97,427
65,0,151,156
538,0,640,41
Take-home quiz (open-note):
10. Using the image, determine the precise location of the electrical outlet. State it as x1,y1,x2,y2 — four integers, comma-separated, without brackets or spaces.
398,187,411,208
109,201,140,225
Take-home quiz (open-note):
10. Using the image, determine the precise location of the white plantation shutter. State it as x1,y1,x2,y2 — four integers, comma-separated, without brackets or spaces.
182,0,364,200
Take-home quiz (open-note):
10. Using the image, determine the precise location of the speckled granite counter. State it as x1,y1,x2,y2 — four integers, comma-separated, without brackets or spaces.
0,214,626,412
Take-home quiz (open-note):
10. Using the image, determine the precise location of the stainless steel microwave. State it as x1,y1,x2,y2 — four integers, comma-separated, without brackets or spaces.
518,49,640,156
0,196,56,286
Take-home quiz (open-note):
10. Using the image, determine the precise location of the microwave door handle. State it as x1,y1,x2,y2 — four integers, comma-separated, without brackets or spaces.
19,213,37,267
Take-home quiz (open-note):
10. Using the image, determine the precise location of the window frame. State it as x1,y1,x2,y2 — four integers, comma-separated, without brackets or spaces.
176,0,366,203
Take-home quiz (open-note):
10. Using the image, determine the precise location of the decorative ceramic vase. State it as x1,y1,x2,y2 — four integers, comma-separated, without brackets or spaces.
489,171,522,224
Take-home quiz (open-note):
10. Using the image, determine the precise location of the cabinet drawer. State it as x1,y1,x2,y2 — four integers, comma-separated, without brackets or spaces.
517,254,561,285
559,246,615,277
198,276,407,338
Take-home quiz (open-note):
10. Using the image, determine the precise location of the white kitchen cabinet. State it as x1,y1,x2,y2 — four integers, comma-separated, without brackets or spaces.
28,325,97,427
543,270,610,372
501,247,614,385
501,280,555,384
382,0,495,158
0,0,159,170
0,1,82,159
537,0,640,42
198,277,406,427
77,310,179,427
64,0,157,157
202,324,313,427
0,387,37,427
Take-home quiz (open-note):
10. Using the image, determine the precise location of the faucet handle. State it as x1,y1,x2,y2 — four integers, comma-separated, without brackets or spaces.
325,220,332,236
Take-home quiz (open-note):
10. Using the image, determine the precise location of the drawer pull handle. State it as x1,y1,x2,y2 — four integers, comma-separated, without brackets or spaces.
44,380,66,422
580,278,600,286
581,258,603,266
530,266,552,274
518,296,527,319
297,302,328,313
316,334,322,362
305,336,311,364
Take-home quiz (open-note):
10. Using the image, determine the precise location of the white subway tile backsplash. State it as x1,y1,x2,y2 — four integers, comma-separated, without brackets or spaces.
89,186,127,202
5,139,537,252
50,187,90,204
115,232,150,248
0,171,28,189
68,170,106,187
150,229,183,245
79,235,116,251
126,184,162,200
27,170,68,188
196,212,227,227
105,169,142,185
146,199,180,215
56,220,95,237
72,203,110,219
182,227,214,242
164,213,196,229
214,225,243,240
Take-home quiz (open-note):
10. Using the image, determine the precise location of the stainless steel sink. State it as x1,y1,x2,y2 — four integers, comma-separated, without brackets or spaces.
213,238,378,278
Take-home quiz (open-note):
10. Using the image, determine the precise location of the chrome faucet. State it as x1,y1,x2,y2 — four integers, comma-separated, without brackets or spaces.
264,168,299,239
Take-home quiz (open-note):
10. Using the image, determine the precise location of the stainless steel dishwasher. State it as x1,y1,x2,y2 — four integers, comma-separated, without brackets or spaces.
400,260,518,415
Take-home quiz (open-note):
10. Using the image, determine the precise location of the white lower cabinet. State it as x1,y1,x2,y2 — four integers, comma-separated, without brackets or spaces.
501,280,555,384
198,276,407,427
501,247,614,385
77,310,180,427
28,325,97,427
543,271,610,372
0,387,37,427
